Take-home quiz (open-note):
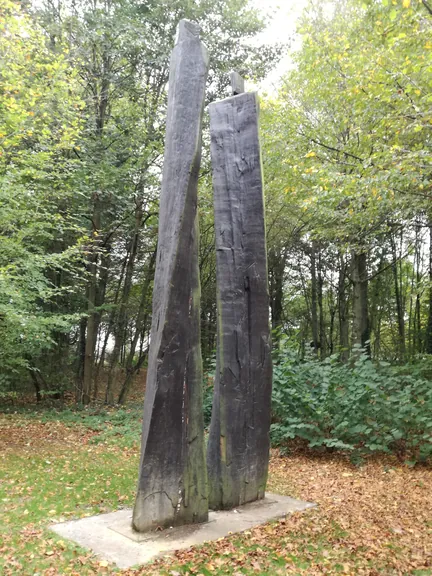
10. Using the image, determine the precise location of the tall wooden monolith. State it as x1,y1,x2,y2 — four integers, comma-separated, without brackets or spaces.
207,75,272,510
132,20,209,533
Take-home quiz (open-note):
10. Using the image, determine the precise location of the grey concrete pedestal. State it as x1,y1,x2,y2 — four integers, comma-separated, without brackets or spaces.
51,493,315,569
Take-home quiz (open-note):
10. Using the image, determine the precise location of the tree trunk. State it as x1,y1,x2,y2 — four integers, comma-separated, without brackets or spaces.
328,281,336,357
269,248,285,337
369,255,384,360
82,264,97,404
411,223,422,357
415,293,421,354
82,198,101,405
81,15,112,404
338,255,349,362
105,203,143,404
29,369,42,403
94,249,128,388
317,246,326,358
118,248,156,404
310,244,319,353
425,222,432,353
76,316,87,402
390,233,406,361
133,21,209,532
207,86,272,510
90,243,110,401
352,251,370,355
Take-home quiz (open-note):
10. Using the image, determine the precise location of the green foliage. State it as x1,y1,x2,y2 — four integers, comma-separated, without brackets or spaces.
203,356,216,427
0,0,280,399
271,0,432,242
0,0,86,386
261,0,432,362
0,413,138,575
271,339,432,464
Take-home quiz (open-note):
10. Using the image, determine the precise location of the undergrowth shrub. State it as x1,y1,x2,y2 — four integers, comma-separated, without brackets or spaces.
271,340,432,464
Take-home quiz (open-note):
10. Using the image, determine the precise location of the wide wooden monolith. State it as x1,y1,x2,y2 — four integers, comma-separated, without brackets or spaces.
132,20,209,533
207,78,272,510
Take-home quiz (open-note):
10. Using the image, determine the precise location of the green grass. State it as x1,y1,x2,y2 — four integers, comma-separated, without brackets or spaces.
0,410,140,575
1,406,431,575
1,403,144,448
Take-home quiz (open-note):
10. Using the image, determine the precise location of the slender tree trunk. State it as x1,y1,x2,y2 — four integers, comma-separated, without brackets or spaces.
369,255,384,360
82,198,101,405
201,309,209,363
328,280,336,357
338,255,349,362
29,369,42,403
82,258,97,404
82,14,112,404
390,234,406,361
317,246,326,358
118,249,156,404
91,245,111,401
94,249,128,387
105,203,143,404
415,293,421,354
408,255,415,359
76,316,87,402
412,223,422,356
425,222,432,353
269,248,285,338
352,251,370,356
138,325,146,359
310,243,319,353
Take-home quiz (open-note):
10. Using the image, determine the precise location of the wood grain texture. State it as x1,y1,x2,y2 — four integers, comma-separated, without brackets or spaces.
133,20,209,533
207,91,272,510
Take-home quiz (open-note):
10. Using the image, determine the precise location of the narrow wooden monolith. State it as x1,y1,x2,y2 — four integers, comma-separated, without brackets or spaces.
132,19,209,533
207,83,272,510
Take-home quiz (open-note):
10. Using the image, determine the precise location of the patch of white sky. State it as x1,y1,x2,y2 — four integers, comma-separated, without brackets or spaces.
247,0,309,95
246,0,335,96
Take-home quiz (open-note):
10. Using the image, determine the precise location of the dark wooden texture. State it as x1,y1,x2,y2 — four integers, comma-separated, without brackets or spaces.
133,20,209,532
207,91,272,510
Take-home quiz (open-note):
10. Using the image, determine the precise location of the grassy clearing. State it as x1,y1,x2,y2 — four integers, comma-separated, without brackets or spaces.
0,412,138,575
0,408,431,575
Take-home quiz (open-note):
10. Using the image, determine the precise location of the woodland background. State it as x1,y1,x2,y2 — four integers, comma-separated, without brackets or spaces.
1,0,431,463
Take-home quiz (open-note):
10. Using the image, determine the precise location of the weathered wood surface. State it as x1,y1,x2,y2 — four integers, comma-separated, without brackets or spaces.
230,71,245,95
207,91,272,510
133,20,209,533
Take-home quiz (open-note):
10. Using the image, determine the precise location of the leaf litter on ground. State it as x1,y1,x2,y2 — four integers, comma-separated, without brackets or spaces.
0,413,431,575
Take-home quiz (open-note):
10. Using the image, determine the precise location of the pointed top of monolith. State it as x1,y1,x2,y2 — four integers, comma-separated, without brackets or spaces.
230,71,245,95
176,19,201,44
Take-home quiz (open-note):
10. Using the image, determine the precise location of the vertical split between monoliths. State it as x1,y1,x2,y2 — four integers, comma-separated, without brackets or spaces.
207,72,273,510
133,19,209,533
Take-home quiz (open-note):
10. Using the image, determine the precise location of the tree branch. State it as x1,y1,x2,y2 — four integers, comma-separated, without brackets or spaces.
422,0,432,16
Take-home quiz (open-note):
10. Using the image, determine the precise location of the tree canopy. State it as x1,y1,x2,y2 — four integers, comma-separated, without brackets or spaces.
1,0,432,407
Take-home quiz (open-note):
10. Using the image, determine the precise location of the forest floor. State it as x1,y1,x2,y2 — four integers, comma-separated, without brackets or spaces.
0,407,431,576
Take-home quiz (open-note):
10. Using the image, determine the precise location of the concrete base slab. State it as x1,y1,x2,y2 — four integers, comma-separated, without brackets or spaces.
51,493,315,569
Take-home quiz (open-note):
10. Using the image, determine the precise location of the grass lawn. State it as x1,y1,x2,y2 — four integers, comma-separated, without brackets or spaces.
0,407,431,575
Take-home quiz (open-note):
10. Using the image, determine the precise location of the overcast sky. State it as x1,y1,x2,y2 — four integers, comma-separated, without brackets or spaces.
250,0,308,93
